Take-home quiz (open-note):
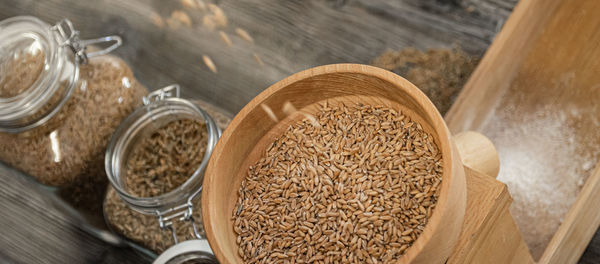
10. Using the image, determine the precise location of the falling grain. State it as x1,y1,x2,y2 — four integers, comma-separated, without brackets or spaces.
181,0,197,9
150,13,164,28
253,53,264,67
235,28,254,43
218,31,232,47
166,17,180,30
195,0,206,11
171,10,192,28
202,55,217,73
260,104,278,122
202,15,216,31
208,4,228,27
282,101,297,116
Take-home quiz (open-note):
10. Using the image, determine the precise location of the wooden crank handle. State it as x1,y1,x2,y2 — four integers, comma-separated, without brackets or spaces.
453,131,500,178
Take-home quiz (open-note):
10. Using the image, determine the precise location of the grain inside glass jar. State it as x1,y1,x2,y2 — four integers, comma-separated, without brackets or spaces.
0,49,45,98
0,17,149,226
233,103,443,263
0,53,147,217
104,106,230,253
125,119,208,197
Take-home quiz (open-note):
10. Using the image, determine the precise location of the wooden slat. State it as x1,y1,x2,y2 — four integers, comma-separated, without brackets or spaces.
444,0,563,133
449,166,533,264
0,163,152,263
540,163,600,264
445,0,600,261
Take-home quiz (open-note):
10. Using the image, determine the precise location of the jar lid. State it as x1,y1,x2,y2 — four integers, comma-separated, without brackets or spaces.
106,85,221,214
0,16,74,132
153,239,217,264
0,16,53,98
0,16,122,132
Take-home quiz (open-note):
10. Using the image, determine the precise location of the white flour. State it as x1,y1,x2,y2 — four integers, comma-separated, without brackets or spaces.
481,101,598,259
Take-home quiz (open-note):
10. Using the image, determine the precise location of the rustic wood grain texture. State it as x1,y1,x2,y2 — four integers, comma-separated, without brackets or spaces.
540,162,600,264
0,163,152,264
448,166,533,264
0,0,509,116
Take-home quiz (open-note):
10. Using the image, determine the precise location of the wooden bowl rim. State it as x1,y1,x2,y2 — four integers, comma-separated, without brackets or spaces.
202,63,458,263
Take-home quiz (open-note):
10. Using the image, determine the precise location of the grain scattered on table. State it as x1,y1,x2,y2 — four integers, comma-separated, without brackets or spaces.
372,48,479,115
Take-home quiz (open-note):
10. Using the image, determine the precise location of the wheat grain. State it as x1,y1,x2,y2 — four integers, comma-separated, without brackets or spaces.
233,103,443,263
235,28,254,43
202,55,217,73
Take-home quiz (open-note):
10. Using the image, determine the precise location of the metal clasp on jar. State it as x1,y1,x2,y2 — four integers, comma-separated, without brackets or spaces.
142,84,181,106
52,18,122,64
156,187,204,244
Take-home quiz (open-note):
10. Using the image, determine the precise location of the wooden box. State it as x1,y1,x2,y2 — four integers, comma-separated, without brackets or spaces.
445,0,600,263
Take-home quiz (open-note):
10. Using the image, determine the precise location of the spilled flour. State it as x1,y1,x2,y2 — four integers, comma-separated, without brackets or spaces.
481,96,599,260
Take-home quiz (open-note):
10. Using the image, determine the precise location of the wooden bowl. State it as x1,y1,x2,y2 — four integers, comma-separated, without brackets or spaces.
202,64,467,263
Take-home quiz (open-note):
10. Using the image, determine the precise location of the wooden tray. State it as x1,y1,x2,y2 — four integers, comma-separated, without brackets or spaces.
445,0,600,263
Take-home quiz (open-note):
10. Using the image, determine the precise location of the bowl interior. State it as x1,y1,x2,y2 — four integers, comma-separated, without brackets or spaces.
203,65,454,263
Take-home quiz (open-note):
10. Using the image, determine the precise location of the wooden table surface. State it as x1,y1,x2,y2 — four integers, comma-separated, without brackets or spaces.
0,0,598,263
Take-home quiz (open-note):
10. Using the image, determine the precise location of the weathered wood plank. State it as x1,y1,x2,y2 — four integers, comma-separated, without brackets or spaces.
0,163,152,263
0,0,509,116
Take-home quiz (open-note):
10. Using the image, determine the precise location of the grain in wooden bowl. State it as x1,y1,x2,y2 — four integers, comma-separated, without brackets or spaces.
203,64,467,264
233,103,443,263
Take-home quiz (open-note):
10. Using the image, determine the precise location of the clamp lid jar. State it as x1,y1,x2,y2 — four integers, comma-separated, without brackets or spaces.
0,16,147,222
0,16,122,132
104,85,219,262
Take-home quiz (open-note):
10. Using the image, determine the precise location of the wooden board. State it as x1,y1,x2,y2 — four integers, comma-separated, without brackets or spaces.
449,166,532,264
0,163,152,264
445,0,600,261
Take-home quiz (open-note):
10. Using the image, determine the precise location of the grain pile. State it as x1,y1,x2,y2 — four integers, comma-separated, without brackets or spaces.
125,119,208,197
233,103,443,263
372,48,478,115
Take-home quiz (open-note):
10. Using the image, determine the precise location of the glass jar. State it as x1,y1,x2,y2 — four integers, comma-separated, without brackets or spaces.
0,16,148,218
104,85,220,263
